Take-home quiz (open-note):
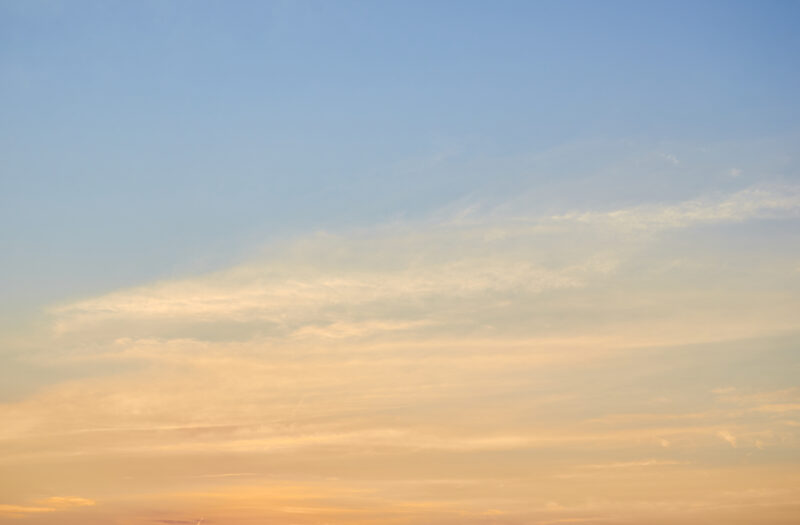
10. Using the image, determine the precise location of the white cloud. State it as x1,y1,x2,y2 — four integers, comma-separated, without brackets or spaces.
717,430,738,448
0,184,797,524
45,185,800,347
549,185,800,232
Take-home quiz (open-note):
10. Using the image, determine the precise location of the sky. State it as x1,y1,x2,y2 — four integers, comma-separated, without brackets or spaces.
1,1,799,524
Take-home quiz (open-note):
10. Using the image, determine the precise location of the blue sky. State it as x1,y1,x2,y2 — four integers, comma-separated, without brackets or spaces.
2,0,799,310
1,4,800,523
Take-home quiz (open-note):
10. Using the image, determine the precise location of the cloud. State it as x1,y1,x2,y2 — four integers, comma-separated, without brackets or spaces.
0,497,94,517
581,459,687,469
718,430,738,447
2,184,799,525
0,504,56,517
660,152,680,165
537,519,610,525
549,185,800,232
713,387,800,414
35,496,95,508
43,185,800,350
194,472,257,479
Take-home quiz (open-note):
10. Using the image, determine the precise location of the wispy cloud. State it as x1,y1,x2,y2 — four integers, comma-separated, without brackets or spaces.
717,430,738,448
580,459,688,469
0,497,94,517
35,496,96,508
1,185,798,524
45,185,800,348
0,504,56,517
549,185,800,232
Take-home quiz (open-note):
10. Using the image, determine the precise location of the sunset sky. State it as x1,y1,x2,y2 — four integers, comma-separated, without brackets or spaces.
1,1,800,524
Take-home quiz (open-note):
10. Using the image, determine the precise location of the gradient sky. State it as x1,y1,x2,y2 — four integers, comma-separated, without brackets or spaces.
1,1,800,524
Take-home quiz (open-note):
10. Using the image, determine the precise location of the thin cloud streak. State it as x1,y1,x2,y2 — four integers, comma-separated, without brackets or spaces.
1,185,798,524
47,185,800,342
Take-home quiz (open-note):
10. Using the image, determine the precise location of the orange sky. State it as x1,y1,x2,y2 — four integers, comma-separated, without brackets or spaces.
2,188,800,524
